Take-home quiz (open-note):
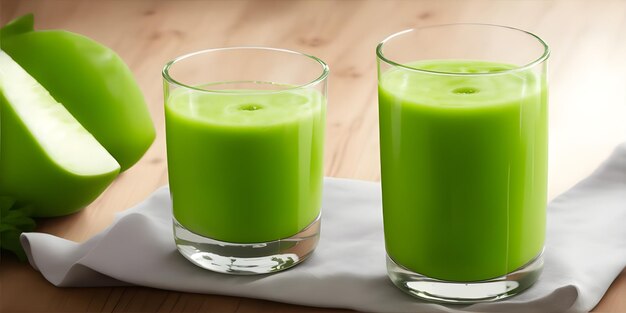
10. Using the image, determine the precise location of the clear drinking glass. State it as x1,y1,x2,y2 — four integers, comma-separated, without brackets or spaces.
377,24,549,302
163,47,328,275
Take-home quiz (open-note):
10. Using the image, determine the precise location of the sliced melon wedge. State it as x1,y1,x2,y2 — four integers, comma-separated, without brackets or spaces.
0,51,120,217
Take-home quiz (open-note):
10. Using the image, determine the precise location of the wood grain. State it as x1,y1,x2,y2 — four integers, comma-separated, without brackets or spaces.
1,0,625,312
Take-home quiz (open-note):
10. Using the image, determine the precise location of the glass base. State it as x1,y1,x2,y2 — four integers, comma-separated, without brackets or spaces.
174,215,320,275
386,252,543,304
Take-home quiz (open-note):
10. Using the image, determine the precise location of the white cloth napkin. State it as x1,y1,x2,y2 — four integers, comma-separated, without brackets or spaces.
21,143,626,313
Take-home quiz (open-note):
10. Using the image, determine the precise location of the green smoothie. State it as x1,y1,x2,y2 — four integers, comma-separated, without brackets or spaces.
165,86,325,243
379,60,547,281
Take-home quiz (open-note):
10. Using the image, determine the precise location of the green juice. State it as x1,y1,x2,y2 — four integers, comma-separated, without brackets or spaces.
379,60,547,281
165,87,325,243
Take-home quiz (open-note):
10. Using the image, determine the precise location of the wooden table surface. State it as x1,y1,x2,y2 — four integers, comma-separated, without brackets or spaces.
1,0,625,312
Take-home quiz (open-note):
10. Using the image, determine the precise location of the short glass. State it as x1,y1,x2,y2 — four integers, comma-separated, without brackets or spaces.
163,47,328,275
377,24,549,302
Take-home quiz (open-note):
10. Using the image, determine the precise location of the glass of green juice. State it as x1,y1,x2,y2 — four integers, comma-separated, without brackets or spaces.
377,24,549,302
162,47,328,274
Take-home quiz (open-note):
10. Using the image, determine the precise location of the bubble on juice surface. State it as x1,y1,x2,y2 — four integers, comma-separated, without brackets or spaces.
452,87,479,94
238,104,264,111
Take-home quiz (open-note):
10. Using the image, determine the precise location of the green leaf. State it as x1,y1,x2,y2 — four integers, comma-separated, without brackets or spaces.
1,229,28,261
1,13,34,40
0,196,16,214
0,197,36,262
2,210,36,230
0,223,19,233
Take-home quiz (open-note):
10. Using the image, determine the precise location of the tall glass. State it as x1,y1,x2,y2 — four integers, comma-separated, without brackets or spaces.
163,47,328,275
377,24,549,302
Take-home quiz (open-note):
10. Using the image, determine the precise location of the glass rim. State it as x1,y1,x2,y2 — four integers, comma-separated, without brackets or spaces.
162,46,330,94
376,23,550,76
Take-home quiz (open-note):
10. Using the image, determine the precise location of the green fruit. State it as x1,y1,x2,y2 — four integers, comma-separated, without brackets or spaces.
1,14,155,171
0,51,120,217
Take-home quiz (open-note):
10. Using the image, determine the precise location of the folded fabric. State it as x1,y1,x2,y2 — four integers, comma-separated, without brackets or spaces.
21,143,626,313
